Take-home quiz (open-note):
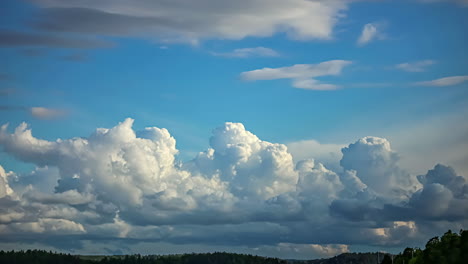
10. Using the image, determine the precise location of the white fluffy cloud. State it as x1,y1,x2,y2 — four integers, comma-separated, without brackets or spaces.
340,137,421,200
29,0,349,43
240,60,352,90
0,119,467,255
190,122,298,200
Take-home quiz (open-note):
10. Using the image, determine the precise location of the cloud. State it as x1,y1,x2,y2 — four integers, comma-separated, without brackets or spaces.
212,47,279,58
0,106,67,120
357,23,384,46
30,107,68,120
0,29,112,49
19,49,47,57
0,73,13,81
292,79,341,90
387,110,468,177
241,60,352,81
0,119,467,255
27,0,349,43
417,0,468,7
0,105,26,111
340,136,421,200
286,139,345,170
60,53,88,62
414,75,468,86
240,60,352,90
395,60,436,72
256,243,349,259
188,122,298,200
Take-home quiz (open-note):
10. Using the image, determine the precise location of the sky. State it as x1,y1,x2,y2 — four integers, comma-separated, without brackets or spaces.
0,0,468,260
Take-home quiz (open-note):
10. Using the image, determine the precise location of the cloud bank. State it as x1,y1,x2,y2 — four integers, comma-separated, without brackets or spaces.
0,119,467,258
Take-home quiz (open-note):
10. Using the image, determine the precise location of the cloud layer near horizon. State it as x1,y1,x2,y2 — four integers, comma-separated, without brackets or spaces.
0,119,467,257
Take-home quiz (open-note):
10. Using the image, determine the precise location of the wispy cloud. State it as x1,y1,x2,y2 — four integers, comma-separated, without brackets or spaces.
30,107,68,120
0,73,13,81
415,75,468,86
0,105,68,120
61,53,88,62
241,60,352,81
357,22,384,46
240,60,352,90
417,0,468,7
292,79,341,90
0,29,112,49
0,88,16,96
212,47,279,58
19,49,47,57
395,60,436,72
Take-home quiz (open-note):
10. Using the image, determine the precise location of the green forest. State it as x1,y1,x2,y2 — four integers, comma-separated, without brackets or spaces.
0,229,466,264
380,229,468,264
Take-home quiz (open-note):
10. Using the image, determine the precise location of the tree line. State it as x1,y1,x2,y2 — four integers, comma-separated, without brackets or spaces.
0,251,286,264
380,229,468,264
1,229,466,264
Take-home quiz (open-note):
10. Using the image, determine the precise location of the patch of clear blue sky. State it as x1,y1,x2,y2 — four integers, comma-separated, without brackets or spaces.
1,0,467,172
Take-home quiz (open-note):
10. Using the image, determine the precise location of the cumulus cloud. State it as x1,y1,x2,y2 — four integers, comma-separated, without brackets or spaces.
0,166,14,198
0,119,467,255
341,137,421,200
415,75,468,86
27,0,349,43
189,122,298,200
357,23,384,46
240,60,351,90
286,139,344,170
212,47,279,58
395,60,436,72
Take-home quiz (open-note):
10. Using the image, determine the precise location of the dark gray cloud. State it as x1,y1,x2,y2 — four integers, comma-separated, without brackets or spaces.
19,48,47,57
25,0,349,43
33,8,167,36
0,29,112,49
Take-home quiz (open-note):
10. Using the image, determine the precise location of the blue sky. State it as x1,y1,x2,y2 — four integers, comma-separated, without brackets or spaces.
1,0,468,259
